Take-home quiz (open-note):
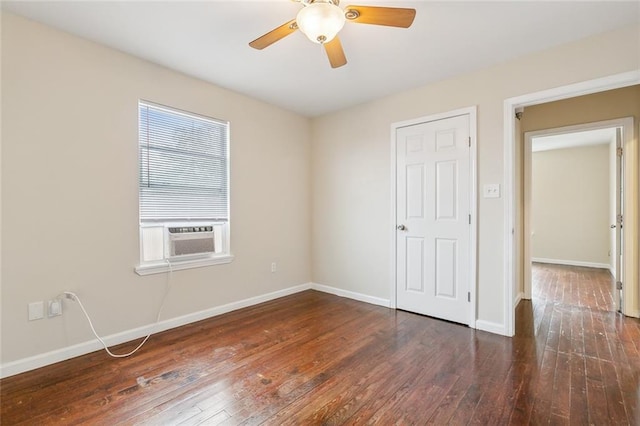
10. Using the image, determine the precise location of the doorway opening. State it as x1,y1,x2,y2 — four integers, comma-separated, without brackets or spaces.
504,73,639,336
523,121,631,313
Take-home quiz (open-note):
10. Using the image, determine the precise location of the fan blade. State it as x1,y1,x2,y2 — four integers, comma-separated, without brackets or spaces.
249,19,298,50
344,5,416,28
324,37,347,68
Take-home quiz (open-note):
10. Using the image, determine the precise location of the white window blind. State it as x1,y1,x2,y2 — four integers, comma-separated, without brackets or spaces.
139,102,229,221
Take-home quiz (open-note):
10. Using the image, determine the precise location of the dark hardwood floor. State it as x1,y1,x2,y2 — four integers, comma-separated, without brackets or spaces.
1,264,639,424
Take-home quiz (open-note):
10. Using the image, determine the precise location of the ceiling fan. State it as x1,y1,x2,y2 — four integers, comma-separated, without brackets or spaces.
249,0,416,68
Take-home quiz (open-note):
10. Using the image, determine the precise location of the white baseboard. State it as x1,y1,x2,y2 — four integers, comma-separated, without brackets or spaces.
311,282,391,308
514,292,524,308
627,310,640,319
3,282,499,378
532,257,610,269
0,282,313,379
475,320,509,336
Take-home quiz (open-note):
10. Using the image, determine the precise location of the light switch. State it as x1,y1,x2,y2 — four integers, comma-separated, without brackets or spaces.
483,184,501,198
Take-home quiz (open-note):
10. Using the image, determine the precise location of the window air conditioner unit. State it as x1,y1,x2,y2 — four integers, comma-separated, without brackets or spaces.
140,222,225,263
165,224,216,259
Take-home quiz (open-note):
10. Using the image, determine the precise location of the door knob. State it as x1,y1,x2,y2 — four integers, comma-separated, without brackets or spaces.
397,225,406,231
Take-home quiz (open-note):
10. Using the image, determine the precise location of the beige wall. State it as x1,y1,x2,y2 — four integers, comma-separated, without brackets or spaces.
1,13,311,364
521,86,640,131
311,24,639,329
531,144,610,265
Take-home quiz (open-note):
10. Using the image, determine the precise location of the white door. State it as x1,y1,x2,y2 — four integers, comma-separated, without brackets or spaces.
396,114,471,325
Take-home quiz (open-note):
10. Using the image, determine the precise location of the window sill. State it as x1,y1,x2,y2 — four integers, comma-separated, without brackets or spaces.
135,254,234,276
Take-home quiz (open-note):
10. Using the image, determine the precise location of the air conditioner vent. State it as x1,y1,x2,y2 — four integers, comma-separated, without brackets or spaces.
165,223,217,259
168,226,214,234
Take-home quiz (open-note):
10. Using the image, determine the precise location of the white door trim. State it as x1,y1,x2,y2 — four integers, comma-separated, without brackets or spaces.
390,106,478,328
504,70,640,336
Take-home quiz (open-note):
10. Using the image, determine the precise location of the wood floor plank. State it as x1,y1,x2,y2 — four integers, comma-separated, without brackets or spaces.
507,362,537,425
601,359,629,423
536,347,559,393
550,350,572,420
424,376,470,424
446,382,484,424
2,265,639,424
569,352,589,424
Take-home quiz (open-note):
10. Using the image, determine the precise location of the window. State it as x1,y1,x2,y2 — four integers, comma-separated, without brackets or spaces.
135,101,232,275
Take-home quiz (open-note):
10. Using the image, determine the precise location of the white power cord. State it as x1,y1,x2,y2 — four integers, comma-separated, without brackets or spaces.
61,260,173,358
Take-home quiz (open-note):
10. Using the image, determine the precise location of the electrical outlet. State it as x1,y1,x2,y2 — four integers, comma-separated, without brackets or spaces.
271,262,277,273
28,301,44,321
48,299,63,317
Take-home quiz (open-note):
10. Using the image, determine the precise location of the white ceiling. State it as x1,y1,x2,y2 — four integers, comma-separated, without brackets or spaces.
3,1,639,117
532,128,616,152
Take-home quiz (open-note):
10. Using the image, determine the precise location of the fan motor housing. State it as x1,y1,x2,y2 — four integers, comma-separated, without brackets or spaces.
300,0,341,5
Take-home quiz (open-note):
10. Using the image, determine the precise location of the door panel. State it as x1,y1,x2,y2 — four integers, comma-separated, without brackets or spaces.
436,161,457,220
406,237,425,292
406,164,425,219
435,238,457,298
396,114,470,325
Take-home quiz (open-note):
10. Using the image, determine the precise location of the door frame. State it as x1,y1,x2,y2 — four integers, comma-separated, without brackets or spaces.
504,70,640,336
523,117,634,304
390,106,478,328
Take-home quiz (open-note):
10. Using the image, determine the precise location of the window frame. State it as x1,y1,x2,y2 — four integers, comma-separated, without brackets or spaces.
135,100,233,275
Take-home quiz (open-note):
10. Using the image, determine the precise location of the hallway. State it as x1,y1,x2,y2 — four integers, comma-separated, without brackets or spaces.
532,262,615,311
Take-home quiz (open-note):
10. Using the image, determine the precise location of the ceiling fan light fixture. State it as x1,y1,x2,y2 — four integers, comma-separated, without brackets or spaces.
296,1,346,44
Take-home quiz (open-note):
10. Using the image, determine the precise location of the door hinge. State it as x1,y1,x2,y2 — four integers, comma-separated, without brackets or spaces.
467,292,471,302
468,214,471,225
616,281,623,290
468,137,471,147
617,214,623,223
617,147,623,156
